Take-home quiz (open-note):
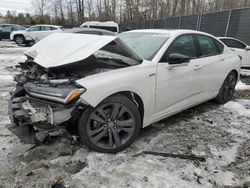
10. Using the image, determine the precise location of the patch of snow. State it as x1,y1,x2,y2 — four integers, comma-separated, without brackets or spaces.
0,75,13,81
236,81,250,90
224,101,250,117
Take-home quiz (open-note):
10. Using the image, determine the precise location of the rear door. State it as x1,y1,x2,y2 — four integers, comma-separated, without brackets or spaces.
192,34,226,102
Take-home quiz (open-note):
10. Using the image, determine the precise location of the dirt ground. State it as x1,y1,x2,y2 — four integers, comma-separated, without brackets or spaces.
0,41,249,188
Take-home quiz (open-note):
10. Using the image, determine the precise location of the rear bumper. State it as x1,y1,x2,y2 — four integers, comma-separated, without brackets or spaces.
7,97,36,144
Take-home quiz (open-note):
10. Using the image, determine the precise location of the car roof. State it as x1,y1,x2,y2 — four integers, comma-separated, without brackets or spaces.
32,24,62,27
81,21,118,27
124,29,215,37
65,27,115,35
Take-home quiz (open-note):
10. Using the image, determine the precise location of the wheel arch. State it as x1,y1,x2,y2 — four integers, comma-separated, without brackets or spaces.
87,90,145,126
231,69,239,80
14,34,24,39
111,91,144,126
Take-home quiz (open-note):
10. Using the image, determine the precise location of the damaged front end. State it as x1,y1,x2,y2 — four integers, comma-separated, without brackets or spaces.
8,61,87,144
7,33,141,144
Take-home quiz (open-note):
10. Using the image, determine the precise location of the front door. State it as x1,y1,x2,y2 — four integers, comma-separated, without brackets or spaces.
155,34,197,117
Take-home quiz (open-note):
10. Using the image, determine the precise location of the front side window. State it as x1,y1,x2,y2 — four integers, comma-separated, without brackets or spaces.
119,33,169,60
161,35,196,62
220,39,246,49
197,35,218,57
27,26,40,31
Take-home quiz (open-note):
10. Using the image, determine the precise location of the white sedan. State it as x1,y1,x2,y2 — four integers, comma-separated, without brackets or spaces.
218,37,250,68
8,30,241,153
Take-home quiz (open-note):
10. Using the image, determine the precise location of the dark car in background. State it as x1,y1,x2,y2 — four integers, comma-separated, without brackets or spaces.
0,24,26,40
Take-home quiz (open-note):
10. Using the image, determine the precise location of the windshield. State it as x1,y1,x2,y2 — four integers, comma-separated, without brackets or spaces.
92,39,141,66
118,32,169,60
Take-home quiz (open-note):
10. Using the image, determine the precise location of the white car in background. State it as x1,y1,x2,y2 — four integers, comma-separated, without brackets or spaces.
10,24,63,45
80,21,119,33
8,30,241,153
218,37,250,68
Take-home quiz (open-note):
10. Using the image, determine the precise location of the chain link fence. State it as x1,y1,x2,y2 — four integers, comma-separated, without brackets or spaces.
120,7,250,45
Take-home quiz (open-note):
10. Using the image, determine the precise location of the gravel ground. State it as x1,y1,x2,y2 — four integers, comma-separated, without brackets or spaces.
0,41,249,188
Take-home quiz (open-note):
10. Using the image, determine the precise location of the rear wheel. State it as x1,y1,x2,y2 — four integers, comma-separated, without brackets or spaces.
215,71,237,104
78,95,141,153
14,35,25,45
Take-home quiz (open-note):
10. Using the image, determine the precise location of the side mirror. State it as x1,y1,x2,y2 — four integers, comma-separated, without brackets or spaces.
168,53,191,65
245,46,250,51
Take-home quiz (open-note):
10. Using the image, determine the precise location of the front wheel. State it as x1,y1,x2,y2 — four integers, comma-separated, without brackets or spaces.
14,35,25,45
78,94,141,153
215,71,237,104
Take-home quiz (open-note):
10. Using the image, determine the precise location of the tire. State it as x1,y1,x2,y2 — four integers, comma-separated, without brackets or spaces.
215,71,237,104
14,35,25,45
78,94,141,153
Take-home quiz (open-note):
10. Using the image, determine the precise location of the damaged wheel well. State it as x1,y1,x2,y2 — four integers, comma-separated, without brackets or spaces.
110,91,144,126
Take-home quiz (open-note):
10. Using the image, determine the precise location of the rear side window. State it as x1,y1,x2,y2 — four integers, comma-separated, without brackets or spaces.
214,40,224,54
197,35,218,57
162,35,196,62
220,39,246,49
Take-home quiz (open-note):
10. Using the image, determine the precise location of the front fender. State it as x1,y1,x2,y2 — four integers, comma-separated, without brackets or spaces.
76,62,157,125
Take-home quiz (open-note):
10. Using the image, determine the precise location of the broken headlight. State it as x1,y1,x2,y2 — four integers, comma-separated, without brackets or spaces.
24,83,86,104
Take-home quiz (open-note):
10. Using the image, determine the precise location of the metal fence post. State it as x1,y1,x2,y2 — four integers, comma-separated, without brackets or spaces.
164,18,167,28
179,16,182,29
196,14,200,30
198,13,203,31
225,10,232,37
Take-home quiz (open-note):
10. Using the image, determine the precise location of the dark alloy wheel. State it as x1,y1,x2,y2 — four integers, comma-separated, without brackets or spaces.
14,35,25,45
216,71,237,104
78,95,141,153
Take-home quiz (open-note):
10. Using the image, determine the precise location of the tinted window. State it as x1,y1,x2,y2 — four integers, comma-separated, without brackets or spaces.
89,25,117,32
214,39,224,54
197,35,218,56
220,39,246,49
162,35,196,62
119,33,169,60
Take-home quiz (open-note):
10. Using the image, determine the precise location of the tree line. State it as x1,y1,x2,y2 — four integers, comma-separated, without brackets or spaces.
4,0,250,27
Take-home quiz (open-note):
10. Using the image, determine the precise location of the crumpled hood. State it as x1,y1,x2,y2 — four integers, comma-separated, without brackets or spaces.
24,33,117,68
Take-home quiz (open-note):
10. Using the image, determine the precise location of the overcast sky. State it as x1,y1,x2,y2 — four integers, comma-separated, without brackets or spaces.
0,0,32,15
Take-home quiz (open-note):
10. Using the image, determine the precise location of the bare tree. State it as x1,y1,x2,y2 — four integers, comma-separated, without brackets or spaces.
32,0,47,16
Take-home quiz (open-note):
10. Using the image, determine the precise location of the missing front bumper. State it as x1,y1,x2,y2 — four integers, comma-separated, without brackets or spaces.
8,96,77,144
7,97,36,144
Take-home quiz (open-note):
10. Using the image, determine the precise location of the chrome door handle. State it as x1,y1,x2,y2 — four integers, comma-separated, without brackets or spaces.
193,65,202,71
220,58,225,61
